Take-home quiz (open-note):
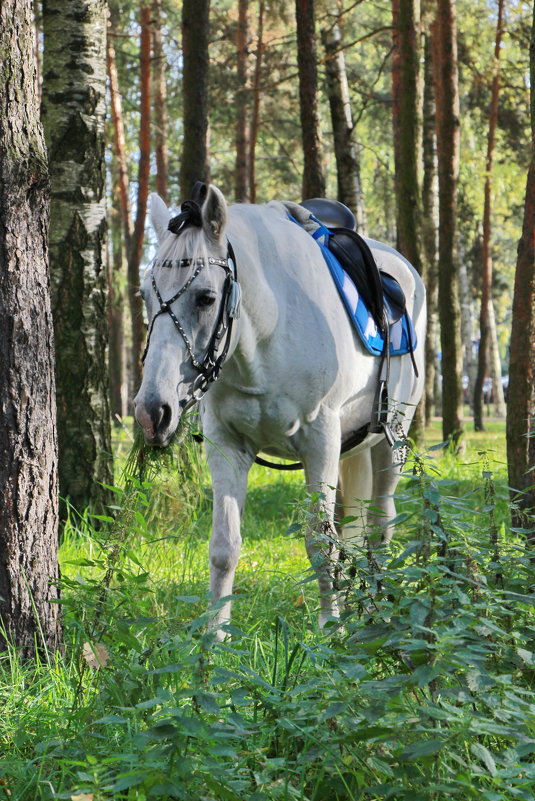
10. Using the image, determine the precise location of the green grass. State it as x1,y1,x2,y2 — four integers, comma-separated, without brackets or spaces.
1,422,534,801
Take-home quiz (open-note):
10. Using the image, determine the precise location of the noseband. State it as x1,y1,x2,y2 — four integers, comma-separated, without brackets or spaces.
142,235,241,414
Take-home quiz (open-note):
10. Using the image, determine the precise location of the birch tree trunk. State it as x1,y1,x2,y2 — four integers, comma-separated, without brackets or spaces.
433,0,465,449
473,0,506,430
295,0,326,199
322,17,367,234
0,0,61,654
507,0,534,537
181,0,211,194
41,0,112,517
488,299,506,417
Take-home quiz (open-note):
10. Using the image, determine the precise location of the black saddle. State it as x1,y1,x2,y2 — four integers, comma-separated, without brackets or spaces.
300,198,406,331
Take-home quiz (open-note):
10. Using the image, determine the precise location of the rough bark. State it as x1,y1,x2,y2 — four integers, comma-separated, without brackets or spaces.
0,0,61,654
295,0,326,199
433,0,464,449
41,0,112,517
152,0,169,204
235,0,251,202
108,196,127,423
506,4,535,537
128,3,152,394
322,17,367,234
421,13,439,424
391,0,423,274
180,0,211,195
473,0,506,430
392,0,425,440
249,0,265,204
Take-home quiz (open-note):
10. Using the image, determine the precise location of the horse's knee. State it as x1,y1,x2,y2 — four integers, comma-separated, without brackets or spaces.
210,535,241,574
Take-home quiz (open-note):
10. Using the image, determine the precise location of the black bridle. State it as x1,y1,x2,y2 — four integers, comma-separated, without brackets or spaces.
142,208,240,413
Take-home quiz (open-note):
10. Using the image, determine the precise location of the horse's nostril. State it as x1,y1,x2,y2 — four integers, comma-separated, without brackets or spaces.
160,403,172,431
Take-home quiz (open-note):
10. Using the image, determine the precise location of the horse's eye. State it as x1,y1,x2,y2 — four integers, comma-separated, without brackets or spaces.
197,293,216,309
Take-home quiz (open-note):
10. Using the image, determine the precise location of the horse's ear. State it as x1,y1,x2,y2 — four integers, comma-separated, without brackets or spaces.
150,193,170,243
201,185,227,244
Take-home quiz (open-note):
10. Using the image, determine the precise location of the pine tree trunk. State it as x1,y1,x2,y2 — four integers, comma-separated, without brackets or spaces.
235,0,251,202
422,13,439,425
458,249,476,410
392,0,425,440
128,2,152,394
41,0,112,517
108,199,127,423
488,299,506,417
152,0,169,204
107,25,133,250
473,0,505,431
322,18,367,234
433,0,464,449
181,0,211,195
0,0,61,654
249,0,265,204
506,2,534,535
295,0,326,199
392,0,423,274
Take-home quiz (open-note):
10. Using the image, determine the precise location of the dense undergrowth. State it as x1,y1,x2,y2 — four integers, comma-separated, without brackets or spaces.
1,422,534,800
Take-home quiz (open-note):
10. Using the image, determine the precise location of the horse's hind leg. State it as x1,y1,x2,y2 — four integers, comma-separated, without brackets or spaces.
303,414,343,629
337,449,373,548
369,437,403,543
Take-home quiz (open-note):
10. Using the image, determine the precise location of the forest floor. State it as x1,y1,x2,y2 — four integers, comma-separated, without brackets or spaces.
1,419,534,801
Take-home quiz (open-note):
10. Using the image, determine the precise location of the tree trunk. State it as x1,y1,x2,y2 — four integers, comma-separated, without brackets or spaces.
108,196,127,423
506,4,535,536
181,0,211,195
0,0,61,654
249,0,265,204
458,247,476,410
322,16,367,234
128,2,152,395
473,0,505,431
295,0,326,199
107,25,133,251
391,0,425,441
433,0,464,449
235,0,251,202
41,0,112,517
421,12,439,424
488,299,506,417
391,0,423,274
152,0,169,204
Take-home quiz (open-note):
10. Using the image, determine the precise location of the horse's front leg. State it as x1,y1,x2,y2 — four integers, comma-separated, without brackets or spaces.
303,412,342,629
205,434,254,638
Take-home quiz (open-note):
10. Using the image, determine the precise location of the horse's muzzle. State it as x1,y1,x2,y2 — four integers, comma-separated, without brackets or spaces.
134,395,177,447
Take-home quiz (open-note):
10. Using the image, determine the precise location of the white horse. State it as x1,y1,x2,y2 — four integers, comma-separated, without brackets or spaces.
135,184,425,636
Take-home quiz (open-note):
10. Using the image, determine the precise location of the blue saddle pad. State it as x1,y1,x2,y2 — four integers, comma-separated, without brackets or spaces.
310,222,417,357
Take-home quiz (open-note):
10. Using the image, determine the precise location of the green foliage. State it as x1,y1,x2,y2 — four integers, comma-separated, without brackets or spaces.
1,426,534,800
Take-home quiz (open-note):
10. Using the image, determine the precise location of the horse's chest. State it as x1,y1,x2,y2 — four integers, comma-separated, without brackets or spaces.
209,390,302,445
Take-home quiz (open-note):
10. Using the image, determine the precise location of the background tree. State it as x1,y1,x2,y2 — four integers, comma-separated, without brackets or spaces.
41,0,112,517
181,0,211,194
433,0,465,448
391,0,425,440
473,0,506,431
152,0,170,204
235,0,251,202
127,2,152,394
0,0,61,653
295,0,325,198
322,7,367,232
506,3,535,538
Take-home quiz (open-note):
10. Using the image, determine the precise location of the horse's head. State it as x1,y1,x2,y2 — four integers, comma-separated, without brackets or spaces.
134,184,233,446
